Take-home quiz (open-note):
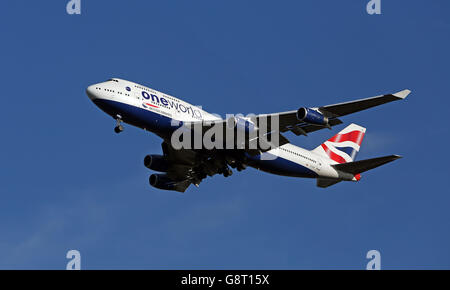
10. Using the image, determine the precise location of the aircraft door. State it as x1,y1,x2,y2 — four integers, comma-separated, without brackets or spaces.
315,158,322,171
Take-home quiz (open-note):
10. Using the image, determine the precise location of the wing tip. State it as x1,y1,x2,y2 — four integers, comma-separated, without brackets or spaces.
393,89,411,99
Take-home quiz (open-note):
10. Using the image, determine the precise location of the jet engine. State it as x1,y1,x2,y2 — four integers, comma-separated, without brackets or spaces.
149,174,186,192
143,154,169,172
296,108,329,126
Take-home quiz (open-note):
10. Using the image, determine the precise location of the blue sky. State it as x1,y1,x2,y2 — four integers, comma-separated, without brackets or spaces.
0,0,449,269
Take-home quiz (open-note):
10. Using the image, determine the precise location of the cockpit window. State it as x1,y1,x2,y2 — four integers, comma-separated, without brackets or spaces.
106,79,119,82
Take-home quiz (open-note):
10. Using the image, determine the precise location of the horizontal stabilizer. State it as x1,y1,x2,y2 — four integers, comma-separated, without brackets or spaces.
332,155,402,175
317,178,342,188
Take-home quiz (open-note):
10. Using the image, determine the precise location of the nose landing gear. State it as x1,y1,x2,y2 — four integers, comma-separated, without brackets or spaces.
114,115,124,134
114,125,123,134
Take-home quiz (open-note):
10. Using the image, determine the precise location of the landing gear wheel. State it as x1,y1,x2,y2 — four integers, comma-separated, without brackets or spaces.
114,115,123,134
237,164,247,172
114,125,124,134
223,168,233,177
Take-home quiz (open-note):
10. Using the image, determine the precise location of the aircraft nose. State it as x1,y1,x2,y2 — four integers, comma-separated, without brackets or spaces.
86,84,98,101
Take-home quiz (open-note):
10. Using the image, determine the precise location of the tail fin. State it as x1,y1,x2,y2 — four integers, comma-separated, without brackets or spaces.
312,123,366,163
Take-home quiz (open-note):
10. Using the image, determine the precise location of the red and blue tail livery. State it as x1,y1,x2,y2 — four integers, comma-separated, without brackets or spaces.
313,124,366,164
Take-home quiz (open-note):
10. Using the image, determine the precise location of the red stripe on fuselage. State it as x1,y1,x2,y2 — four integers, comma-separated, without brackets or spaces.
145,103,159,108
328,130,365,146
321,143,347,164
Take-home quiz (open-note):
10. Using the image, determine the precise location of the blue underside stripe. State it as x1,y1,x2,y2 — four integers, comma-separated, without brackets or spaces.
93,98,177,135
246,152,318,178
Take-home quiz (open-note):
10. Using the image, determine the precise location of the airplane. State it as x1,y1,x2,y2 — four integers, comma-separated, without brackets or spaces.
86,78,409,192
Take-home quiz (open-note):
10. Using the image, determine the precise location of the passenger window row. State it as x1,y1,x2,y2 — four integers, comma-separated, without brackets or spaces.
134,85,177,101
280,147,316,163
97,87,130,96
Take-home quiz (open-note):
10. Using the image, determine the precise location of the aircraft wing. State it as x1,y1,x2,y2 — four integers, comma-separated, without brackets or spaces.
318,89,410,117
173,89,409,162
181,119,291,154
159,141,236,192
160,141,202,192
256,89,410,136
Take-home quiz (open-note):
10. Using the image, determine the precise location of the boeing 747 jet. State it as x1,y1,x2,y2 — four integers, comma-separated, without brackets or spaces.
86,78,409,192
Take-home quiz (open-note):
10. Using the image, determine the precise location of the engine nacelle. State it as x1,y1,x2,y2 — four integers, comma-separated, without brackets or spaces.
296,108,329,126
143,154,169,172
149,174,183,192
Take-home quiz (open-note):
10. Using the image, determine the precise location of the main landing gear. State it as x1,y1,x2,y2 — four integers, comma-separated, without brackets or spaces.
221,166,233,178
114,115,124,134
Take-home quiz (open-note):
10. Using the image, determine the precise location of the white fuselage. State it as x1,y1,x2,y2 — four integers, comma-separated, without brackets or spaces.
86,78,352,181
